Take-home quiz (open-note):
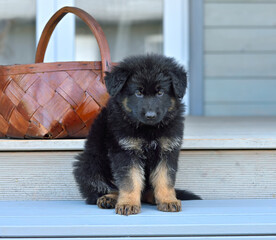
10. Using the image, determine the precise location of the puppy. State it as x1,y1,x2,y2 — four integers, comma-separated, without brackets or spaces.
73,54,200,215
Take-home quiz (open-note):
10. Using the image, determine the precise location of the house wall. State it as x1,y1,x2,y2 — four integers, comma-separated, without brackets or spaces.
0,21,36,65
75,21,163,62
204,0,276,116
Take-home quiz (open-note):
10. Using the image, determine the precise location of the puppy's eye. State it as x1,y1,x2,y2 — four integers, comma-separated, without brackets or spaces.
135,90,143,97
157,90,164,97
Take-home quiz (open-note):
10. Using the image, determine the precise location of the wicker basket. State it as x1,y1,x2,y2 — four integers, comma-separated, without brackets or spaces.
0,7,111,139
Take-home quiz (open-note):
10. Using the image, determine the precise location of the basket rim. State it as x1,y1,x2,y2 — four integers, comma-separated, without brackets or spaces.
0,61,109,76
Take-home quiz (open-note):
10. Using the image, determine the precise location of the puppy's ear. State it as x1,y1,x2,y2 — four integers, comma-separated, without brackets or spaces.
104,67,128,97
169,66,187,99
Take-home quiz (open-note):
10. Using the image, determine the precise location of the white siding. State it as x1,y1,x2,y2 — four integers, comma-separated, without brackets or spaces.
0,150,275,200
204,0,276,116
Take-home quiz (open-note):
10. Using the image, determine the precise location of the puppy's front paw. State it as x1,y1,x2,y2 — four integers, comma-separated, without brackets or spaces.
115,204,141,216
97,194,117,209
157,200,181,212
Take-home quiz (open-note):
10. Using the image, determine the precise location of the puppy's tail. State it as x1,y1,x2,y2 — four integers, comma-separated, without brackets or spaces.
175,189,202,200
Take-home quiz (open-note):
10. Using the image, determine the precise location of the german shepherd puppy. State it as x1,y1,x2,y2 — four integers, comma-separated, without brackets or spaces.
73,54,200,216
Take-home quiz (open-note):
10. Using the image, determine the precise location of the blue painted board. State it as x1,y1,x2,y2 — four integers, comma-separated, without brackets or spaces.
2,238,276,240
0,199,276,237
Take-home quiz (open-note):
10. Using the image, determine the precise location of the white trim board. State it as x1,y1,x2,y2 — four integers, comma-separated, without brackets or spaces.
163,0,190,114
0,139,84,151
0,117,276,151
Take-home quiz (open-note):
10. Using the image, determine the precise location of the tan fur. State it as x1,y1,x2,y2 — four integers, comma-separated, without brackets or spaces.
118,190,140,206
103,192,118,199
150,161,177,204
122,97,132,112
118,137,143,152
116,165,144,215
168,98,176,112
159,137,182,152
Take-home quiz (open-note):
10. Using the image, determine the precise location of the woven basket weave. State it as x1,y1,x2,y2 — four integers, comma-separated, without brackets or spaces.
0,7,111,139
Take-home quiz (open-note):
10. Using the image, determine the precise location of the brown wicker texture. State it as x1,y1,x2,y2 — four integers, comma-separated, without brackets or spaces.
0,7,111,139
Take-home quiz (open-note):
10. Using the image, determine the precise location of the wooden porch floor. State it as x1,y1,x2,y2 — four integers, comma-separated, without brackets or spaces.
1,199,276,237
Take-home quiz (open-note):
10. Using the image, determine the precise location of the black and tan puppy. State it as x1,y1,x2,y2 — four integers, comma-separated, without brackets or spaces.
73,54,200,215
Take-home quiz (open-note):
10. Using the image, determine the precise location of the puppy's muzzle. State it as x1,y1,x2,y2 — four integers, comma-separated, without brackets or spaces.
145,111,157,120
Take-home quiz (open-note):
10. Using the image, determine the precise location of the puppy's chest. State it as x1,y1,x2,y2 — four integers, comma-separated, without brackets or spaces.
118,136,182,157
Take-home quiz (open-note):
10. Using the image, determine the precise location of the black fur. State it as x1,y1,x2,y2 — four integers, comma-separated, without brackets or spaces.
73,54,201,211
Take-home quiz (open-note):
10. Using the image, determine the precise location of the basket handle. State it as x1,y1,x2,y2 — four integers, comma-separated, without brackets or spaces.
35,6,112,79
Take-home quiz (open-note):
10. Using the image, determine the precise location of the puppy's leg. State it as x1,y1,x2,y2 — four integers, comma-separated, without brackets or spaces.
97,192,118,209
115,164,144,215
150,159,181,212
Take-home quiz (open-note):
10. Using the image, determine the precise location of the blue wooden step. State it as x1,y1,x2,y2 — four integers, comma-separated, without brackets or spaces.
1,199,276,238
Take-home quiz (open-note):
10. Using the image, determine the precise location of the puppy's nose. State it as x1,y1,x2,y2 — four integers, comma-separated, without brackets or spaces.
145,111,157,120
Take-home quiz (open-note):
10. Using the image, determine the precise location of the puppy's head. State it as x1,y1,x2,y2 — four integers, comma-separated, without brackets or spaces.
105,54,187,126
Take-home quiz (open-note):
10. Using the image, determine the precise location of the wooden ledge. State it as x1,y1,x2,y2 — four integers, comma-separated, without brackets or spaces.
184,116,276,149
0,199,276,237
0,117,276,151
0,139,84,151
